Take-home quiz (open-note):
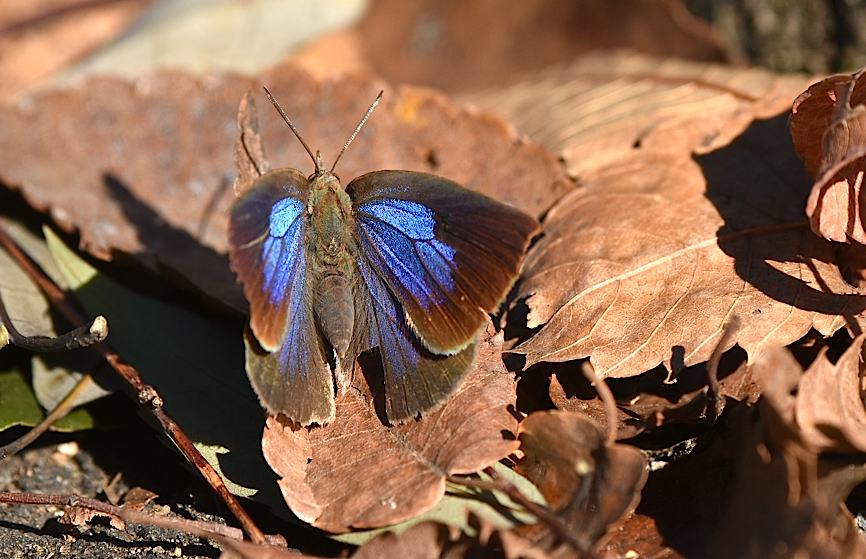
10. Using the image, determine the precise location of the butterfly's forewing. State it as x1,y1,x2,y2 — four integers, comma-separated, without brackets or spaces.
351,252,476,421
228,169,335,425
348,171,540,355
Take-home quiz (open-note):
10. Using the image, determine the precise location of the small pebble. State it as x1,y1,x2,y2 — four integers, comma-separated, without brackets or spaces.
57,442,79,458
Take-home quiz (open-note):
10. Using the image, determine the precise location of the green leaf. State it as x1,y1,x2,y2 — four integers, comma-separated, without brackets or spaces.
0,369,43,430
334,462,547,545
0,222,100,433
44,227,282,506
0,366,95,432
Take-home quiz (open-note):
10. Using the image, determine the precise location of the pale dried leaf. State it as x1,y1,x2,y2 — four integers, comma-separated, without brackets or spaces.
261,328,519,532
0,0,150,101
465,51,810,177
513,115,865,378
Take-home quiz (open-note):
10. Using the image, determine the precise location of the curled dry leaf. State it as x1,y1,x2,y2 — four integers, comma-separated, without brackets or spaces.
793,335,866,454
465,51,810,178
705,348,866,558
296,0,728,92
0,0,151,101
261,327,519,533
790,67,866,244
513,112,866,378
516,410,648,553
0,65,569,308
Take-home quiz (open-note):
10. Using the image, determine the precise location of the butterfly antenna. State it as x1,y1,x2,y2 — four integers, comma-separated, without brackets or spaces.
262,86,319,171
330,90,383,173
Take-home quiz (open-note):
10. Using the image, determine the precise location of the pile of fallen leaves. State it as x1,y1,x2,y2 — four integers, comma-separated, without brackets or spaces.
3,1,866,558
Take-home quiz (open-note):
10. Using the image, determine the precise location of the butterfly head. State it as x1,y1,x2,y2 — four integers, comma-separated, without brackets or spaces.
263,86,383,183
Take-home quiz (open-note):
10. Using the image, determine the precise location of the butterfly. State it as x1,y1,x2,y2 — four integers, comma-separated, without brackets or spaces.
228,88,539,426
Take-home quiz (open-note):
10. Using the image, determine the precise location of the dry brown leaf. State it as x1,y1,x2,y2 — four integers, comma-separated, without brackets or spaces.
232,89,270,196
0,64,570,308
795,335,866,453
0,0,150,101
465,51,811,178
352,522,453,559
512,113,866,378
516,410,648,553
296,0,728,93
705,347,866,558
548,374,645,440
600,513,682,559
790,67,866,244
351,518,543,559
261,327,519,533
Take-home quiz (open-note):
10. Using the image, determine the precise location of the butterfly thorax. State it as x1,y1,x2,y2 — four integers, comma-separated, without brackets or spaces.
307,172,356,360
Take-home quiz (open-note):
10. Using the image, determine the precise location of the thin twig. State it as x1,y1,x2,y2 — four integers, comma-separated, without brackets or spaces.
0,225,266,544
579,361,617,446
0,491,290,557
0,490,243,540
449,469,593,557
706,317,740,421
0,373,94,461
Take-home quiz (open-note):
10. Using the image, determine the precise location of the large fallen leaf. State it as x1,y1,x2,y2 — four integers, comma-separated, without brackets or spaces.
516,410,647,553
0,65,570,308
296,0,728,92
465,51,811,177
790,67,866,244
44,228,283,506
513,113,866,377
261,328,520,533
0,0,150,101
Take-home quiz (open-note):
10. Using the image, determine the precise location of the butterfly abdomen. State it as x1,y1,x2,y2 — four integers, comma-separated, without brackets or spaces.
309,173,357,360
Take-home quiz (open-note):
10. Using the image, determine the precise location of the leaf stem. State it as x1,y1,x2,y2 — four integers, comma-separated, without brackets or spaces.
579,361,617,446
706,317,739,421
0,224,267,544
0,490,243,539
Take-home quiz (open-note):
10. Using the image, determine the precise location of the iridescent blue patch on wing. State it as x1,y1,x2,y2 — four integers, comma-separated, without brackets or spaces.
269,197,305,237
361,218,442,306
261,212,304,305
277,251,311,367
359,199,435,240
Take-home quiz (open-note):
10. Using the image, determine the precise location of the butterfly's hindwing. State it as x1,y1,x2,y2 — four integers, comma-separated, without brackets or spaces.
348,170,540,355
351,252,476,421
228,169,335,425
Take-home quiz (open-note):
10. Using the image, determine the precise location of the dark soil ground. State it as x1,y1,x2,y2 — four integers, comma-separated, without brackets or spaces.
0,413,229,559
